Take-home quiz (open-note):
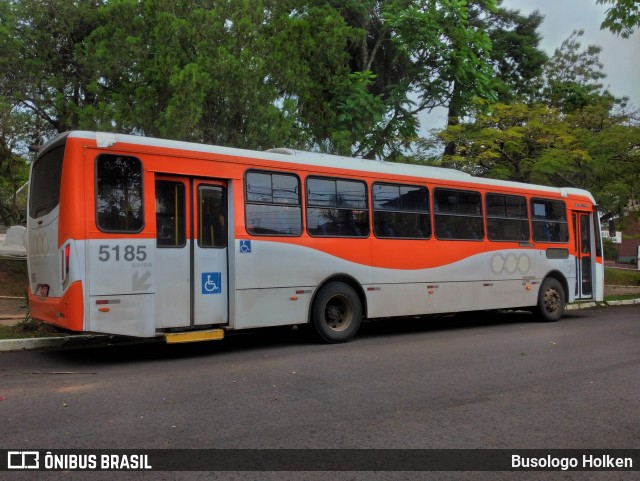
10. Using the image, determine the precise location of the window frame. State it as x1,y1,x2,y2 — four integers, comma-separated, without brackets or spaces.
485,193,530,242
29,145,65,219
95,154,145,234
372,181,431,240
530,197,569,244
155,180,187,248
198,184,228,248
244,170,303,237
433,188,484,241
305,175,370,238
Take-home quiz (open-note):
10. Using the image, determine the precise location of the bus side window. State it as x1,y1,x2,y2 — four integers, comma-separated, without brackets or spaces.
245,171,302,236
96,155,144,232
531,198,568,243
372,183,430,239
486,193,530,242
306,177,369,238
434,189,483,240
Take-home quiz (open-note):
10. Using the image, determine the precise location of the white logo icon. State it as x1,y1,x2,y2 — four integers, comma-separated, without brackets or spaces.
8,451,40,469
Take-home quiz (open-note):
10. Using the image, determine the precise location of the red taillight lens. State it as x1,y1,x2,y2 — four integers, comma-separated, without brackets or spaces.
65,244,70,276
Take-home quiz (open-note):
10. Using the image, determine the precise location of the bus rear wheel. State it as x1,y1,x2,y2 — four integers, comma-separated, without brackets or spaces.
312,282,362,343
536,277,565,322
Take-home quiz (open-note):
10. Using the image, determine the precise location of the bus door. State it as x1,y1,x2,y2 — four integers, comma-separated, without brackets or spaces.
154,177,228,329
572,211,594,299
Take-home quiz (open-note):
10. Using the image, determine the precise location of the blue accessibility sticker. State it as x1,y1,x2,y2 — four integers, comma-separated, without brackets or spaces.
201,272,222,294
239,240,251,253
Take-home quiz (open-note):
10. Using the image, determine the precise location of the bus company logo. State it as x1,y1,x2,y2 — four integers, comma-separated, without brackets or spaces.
7,451,40,469
491,253,531,275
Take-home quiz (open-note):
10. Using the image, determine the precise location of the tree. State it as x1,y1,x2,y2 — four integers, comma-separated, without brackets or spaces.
437,96,639,216
539,29,617,113
486,6,547,103
597,0,640,38
441,2,547,159
437,102,592,184
340,0,499,160
80,0,359,150
0,101,30,225
4,0,108,139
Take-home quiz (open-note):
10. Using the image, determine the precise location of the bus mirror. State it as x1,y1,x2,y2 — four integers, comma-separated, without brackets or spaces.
609,220,616,237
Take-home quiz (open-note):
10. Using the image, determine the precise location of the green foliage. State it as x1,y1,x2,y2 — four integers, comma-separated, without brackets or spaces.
602,237,617,261
598,0,640,38
0,0,636,219
605,267,640,286
487,7,547,102
0,100,30,225
437,97,639,214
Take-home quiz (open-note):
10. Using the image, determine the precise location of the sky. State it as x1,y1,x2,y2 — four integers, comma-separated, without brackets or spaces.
501,0,640,107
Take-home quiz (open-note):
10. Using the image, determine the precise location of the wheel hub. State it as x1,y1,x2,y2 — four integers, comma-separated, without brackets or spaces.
544,289,560,312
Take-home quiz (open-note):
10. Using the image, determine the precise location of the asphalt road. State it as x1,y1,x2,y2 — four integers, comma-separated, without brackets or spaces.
1,305,639,481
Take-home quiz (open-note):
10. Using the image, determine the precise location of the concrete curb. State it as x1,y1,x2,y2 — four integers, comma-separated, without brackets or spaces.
0,334,113,352
565,298,640,310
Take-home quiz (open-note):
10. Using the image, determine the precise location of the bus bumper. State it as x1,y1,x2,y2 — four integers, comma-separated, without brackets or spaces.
28,281,84,332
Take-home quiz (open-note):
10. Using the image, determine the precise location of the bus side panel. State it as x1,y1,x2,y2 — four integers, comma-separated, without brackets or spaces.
533,249,576,304
233,239,372,329
368,249,539,317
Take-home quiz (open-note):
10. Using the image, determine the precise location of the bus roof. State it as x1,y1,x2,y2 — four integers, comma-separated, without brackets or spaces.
58,131,595,203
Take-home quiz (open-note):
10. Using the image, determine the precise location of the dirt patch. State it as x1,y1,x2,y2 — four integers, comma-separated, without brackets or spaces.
0,257,29,297
604,285,640,297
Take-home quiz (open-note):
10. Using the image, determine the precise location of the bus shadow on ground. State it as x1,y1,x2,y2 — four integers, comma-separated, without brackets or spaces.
41,309,558,365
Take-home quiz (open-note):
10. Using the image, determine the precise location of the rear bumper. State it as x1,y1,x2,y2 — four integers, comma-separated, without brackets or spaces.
29,281,84,331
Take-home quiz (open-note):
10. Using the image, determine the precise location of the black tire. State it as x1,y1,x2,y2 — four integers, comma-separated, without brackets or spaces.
536,277,565,322
311,282,362,343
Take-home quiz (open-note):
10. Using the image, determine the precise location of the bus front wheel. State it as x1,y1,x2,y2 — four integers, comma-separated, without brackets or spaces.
536,277,565,322
312,282,362,343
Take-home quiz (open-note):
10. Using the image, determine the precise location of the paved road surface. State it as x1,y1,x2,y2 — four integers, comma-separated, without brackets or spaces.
2,306,639,480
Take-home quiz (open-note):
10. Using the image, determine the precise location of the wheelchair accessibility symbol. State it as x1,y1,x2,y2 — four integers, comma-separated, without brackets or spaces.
202,272,222,294
239,240,251,253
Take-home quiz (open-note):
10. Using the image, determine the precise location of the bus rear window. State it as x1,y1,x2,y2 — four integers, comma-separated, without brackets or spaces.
29,146,64,219
96,155,144,232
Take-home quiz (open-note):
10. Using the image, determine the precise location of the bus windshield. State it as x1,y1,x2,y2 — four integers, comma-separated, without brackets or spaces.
29,145,64,219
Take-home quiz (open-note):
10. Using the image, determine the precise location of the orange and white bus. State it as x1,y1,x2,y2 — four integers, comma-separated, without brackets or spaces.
27,131,603,343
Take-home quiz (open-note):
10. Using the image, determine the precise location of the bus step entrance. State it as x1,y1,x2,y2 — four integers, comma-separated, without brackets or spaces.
165,329,225,344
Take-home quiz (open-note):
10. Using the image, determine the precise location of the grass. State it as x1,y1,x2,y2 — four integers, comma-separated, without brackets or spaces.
604,267,640,286
604,294,640,302
0,322,64,339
